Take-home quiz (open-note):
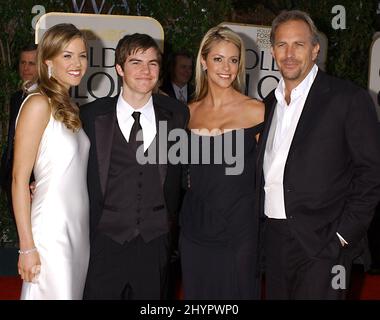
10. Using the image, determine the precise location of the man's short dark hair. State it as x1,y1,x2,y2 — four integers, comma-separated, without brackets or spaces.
170,50,193,76
115,33,162,69
173,50,193,65
20,43,38,53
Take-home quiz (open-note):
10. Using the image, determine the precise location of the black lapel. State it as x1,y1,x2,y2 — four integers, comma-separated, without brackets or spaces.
161,80,176,99
287,70,331,155
168,84,176,99
153,98,172,187
94,99,117,197
257,90,277,170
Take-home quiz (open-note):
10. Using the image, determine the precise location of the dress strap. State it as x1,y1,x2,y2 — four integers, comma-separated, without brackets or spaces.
245,122,265,135
253,122,265,133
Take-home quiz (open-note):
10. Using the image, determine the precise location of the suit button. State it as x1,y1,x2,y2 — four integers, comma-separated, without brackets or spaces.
136,218,141,225
288,215,293,219
286,187,293,192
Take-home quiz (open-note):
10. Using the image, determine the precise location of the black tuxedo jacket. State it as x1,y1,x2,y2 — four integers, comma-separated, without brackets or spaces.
0,90,24,194
160,80,194,104
80,94,189,239
257,70,380,258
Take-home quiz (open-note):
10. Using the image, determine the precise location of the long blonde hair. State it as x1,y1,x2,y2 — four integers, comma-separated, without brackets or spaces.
193,26,246,102
36,23,86,131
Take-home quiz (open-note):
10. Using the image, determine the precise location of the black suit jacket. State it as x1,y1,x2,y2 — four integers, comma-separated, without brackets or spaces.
160,80,194,104
80,94,189,239
0,90,24,197
257,70,380,258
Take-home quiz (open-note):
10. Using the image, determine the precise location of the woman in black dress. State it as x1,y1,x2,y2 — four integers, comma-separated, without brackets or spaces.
180,26,265,299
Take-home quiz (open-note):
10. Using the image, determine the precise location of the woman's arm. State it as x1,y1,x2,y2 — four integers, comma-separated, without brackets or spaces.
12,94,50,283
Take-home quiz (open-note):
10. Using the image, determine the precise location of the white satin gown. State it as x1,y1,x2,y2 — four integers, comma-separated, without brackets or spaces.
17,94,90,299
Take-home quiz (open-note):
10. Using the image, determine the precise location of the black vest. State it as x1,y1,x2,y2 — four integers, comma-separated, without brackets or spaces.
97,121,168,244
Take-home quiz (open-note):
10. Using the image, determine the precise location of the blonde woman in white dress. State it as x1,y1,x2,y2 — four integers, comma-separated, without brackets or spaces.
12,23,90,300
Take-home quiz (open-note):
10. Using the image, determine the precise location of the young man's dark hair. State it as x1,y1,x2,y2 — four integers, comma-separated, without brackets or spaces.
115,33,162,69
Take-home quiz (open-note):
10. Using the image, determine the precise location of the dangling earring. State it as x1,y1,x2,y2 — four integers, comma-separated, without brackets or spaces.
48,65,52,79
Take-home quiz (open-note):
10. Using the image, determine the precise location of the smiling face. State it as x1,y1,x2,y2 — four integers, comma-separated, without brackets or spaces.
45,37,87,90
271,19,319,90
201,40,240,90
116,47,160,97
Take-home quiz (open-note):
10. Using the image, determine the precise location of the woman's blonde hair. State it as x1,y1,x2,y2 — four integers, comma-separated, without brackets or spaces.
193,26,246,102
36,23,87,131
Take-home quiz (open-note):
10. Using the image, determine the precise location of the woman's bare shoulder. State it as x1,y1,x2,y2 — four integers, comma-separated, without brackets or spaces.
22,94,50,111
188,100,202,109
17,94,51,126
188,100,205,115
239,95,265,125
246,97,264,112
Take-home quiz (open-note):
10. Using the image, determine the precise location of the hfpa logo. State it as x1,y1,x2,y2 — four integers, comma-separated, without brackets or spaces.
71,0,132,14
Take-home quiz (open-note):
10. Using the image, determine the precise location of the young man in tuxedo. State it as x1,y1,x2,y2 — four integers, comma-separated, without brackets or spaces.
257,10,380,299
80,33,189,299
0,44,37,213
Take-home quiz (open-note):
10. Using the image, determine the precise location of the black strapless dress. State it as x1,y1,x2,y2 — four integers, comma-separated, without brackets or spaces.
179,123,264,299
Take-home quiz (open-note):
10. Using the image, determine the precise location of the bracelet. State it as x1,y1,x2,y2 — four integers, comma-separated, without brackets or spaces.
18,247,38,255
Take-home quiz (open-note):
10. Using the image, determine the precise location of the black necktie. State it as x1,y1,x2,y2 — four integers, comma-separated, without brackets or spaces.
130,111,142,150
130,112,142,240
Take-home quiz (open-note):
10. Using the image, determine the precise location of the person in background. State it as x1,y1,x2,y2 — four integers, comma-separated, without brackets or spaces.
12,23,90,299
160,50,194,104
258,10,380,299
0,44,38,214
180,26,264,299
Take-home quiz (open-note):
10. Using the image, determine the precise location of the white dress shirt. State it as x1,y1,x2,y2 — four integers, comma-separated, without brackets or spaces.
264,64,318,219
22,82,38,99
116,92,156,152
172,82,188,103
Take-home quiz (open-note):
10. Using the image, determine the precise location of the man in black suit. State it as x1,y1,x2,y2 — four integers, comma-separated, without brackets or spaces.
160,50,194,103
0,44,37,213
257,10,380,299
81,33,189,299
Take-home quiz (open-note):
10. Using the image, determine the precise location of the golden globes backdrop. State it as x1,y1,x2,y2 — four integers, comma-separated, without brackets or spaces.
35,12,164,105
220,22,328,100
369,35,380,121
